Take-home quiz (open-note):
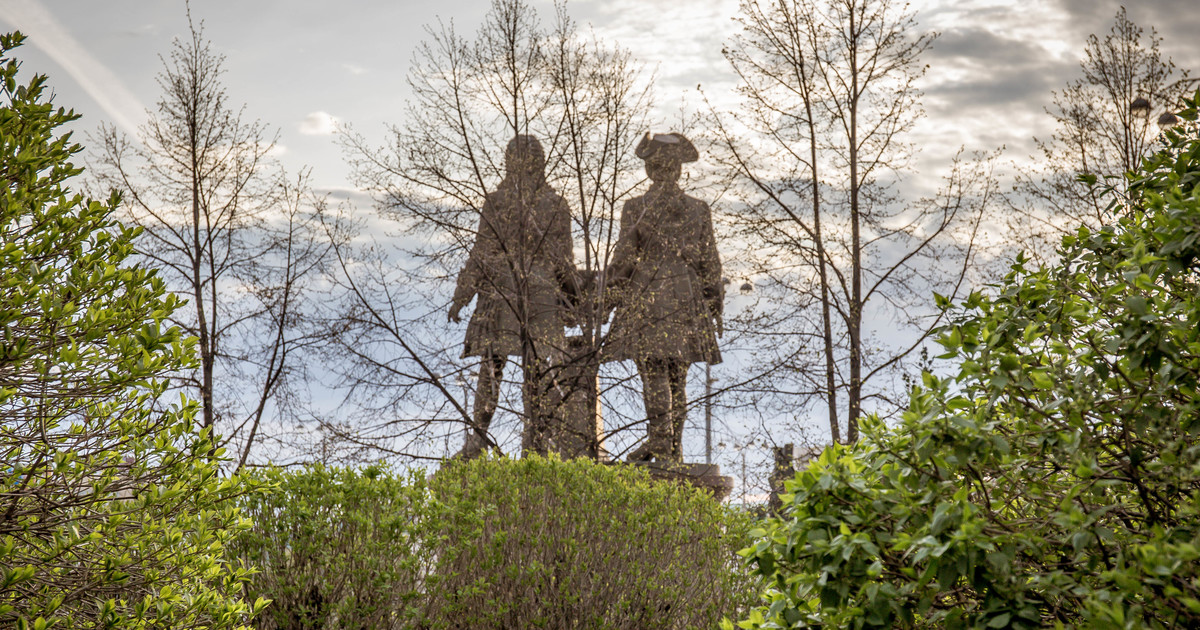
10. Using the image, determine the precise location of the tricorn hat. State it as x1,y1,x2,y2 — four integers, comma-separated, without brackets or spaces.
635,132,698,165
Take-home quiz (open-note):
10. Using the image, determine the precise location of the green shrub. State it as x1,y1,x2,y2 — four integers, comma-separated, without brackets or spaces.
0,31,263,629
727,93,1200,629
427,456,756,629
233,464,434,630
237,456,756,629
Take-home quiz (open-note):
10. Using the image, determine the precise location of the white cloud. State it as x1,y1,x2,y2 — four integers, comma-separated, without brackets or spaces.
299,111,340,135
343,63,367,75
0,0,147,135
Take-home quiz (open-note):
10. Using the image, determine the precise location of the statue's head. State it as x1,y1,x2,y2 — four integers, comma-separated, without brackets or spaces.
636,132,698,183
505,135,546,182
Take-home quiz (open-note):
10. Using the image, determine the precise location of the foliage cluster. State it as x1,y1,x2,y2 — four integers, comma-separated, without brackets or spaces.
0,32,262,629
233,464,433,630
236,456,757,629
729,94,1200,629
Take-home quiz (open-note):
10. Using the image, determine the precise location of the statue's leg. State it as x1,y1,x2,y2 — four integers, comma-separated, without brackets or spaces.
667,359,688,462
454,353,505,460
627,359,672,462
520,355,549,456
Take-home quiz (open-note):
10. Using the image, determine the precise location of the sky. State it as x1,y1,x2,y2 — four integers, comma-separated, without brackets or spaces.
2,0,1198,485
2,0,1197,199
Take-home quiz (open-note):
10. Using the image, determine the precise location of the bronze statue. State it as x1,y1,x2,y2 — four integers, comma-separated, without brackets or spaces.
449,135,576,458
606,132,724,463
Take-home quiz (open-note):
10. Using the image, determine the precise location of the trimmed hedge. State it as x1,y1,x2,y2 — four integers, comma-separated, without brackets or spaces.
235,456,756,629
233,465,430,629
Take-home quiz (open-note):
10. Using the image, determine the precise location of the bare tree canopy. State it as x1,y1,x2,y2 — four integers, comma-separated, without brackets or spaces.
711,0,999,444
90,13,333,468
1009,6,1191,263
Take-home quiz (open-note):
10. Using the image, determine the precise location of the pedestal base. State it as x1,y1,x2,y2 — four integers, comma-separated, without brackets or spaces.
626,461,734,502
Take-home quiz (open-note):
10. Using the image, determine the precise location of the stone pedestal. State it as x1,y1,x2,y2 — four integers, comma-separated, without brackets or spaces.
627,461,734,502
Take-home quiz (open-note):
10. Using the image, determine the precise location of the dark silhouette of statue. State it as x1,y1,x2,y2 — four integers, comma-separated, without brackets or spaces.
606,132,724,463
449,135,576,458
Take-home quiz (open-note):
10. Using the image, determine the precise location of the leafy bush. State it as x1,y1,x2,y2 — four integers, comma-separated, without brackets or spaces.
0,31,262,629
238,456,756,629
729,93,1200,629
234,464,435,630
427,456,756,629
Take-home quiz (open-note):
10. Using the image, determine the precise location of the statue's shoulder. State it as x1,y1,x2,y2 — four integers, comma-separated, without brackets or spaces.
681,193,710,211
483,187,509,206
679,195,711,226
620,195,648,222
542,187,569,207
623,194,647,210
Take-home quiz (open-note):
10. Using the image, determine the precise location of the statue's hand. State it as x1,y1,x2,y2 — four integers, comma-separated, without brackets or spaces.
449,303,463,323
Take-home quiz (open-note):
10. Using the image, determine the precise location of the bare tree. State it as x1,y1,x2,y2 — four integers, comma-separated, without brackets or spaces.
90,15,331,467
1009,7,1190,263
711,0,997,443
333,0,654,460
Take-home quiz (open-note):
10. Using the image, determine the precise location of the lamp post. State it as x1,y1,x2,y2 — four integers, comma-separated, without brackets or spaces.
705,365,715,465
1133,78,1200,130
722,438,765,506
705,279,755,465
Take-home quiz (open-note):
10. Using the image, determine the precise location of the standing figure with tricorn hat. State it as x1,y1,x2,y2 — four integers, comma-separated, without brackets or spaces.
449,135,577,459
606,132,724,462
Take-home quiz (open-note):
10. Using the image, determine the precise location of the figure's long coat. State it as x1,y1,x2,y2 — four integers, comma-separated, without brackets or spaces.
452,178,574,360
606,183,723,364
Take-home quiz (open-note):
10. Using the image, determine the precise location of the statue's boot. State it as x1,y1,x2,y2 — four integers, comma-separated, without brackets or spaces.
519,360,560,457
627,413,672,462
629,361,675,462
451,354,503,461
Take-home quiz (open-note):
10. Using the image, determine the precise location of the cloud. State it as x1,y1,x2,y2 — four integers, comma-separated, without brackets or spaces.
299,111,340,135
569,0,742,109
926,26,1044,66
1053,0,1200,78
0,0,147,135
343,63,367,76
923,26,1072,111
316,186,374,208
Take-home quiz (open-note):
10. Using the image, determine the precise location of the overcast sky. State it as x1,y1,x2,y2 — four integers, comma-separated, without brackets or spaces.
1,0,1197,199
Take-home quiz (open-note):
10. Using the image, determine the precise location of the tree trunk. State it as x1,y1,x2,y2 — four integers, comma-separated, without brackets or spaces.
189,119,214,430
847,2,862,444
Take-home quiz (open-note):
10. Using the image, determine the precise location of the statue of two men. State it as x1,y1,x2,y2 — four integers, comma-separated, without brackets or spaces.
449,132,723,463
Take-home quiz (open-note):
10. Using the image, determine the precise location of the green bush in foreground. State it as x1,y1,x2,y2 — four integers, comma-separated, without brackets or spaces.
728,93,1200,629
234,464,433,630
237,456,756,629
0,32,262,629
